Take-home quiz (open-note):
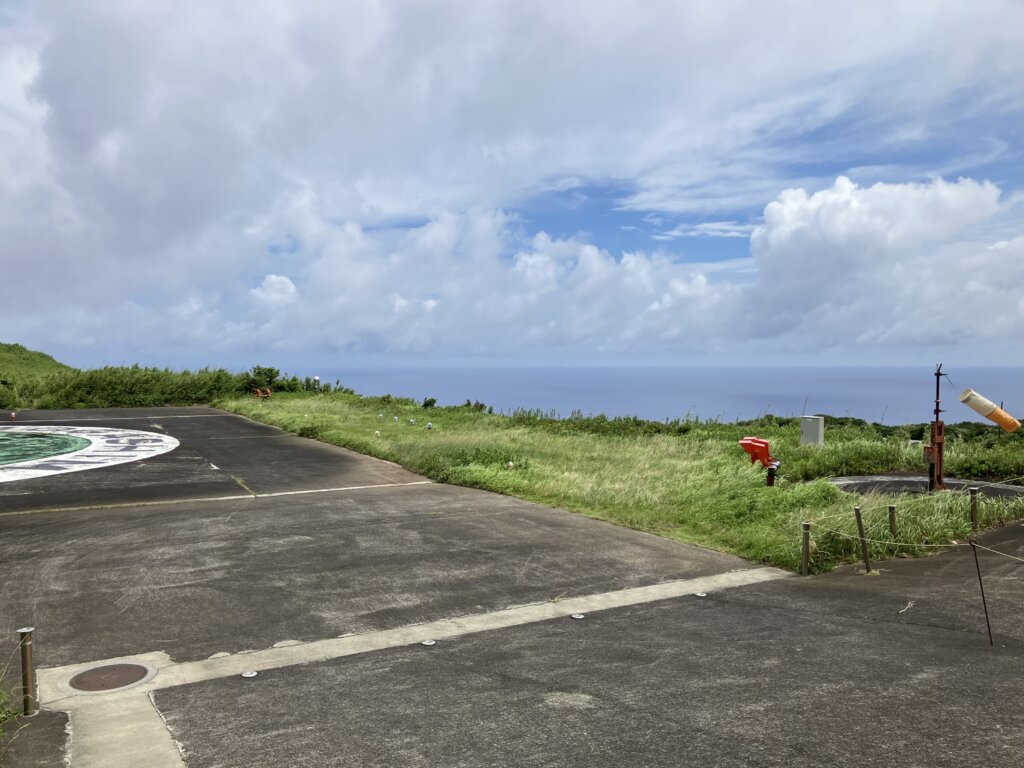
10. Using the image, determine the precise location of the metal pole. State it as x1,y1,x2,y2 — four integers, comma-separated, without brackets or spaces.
968,540,994,646
888,504,897,538
17,626,37,717
801,521,811,576
969,487,979,531
854,507,872,574
930,364,946,491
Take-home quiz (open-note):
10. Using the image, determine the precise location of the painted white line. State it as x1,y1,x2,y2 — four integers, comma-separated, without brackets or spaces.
10,415,224,422
0,480,433,517
255,480,432,498
0,495,255,518
0,426,179,483
37,567,789,767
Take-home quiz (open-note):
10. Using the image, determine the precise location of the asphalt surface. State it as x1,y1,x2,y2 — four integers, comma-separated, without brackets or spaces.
832,472,1024,499
155,582,1023,768
2,407,1023,767
0,408,421,511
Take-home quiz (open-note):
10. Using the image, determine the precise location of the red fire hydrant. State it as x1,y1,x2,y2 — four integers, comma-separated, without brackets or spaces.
738,437,781,486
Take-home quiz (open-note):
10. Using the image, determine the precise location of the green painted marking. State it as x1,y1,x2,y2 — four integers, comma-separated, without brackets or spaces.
0,432,91,466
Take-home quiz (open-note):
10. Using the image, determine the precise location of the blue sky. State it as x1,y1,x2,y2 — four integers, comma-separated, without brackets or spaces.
1,1,1022,371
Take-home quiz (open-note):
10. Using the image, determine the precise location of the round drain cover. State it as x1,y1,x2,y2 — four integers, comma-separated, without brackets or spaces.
69,663,149,692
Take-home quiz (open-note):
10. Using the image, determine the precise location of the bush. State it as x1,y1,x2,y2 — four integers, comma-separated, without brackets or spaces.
16,366,245,409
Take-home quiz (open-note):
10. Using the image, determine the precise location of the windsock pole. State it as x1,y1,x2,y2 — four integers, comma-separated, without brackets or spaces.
960,389,1021,433
926,365,946,492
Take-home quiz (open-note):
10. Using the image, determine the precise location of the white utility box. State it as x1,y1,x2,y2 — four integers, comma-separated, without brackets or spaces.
800,416,824,446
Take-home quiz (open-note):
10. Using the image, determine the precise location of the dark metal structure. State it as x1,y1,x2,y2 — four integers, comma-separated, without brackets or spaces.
924,364,947,491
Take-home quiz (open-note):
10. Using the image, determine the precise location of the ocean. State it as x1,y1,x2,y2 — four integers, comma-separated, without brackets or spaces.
312,366,1024,426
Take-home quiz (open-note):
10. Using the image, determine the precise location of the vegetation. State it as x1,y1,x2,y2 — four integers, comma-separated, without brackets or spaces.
0,351,334,410
0,343,72,380
3,341,1021,573
0,342,75,410
217,392,1024,573
0,655,18,731
0,687,14,726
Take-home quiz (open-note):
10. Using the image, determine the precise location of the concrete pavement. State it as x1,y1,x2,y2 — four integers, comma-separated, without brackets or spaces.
2,407,1022,767
155,574,1023,768
1,407,757,766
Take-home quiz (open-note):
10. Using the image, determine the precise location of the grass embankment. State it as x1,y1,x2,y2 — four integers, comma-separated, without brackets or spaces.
220,392,1024,573
0,343,74,410
0,358,320,411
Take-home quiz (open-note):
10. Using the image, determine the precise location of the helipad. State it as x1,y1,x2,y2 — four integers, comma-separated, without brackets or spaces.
0,424,179,482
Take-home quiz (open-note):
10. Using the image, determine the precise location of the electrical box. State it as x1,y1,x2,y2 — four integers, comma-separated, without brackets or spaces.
800,416,824,446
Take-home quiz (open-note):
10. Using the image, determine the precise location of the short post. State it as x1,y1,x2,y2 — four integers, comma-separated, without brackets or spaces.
888,504,897,537
17,626,37,717
766,467,777,487
969,487,979,531
854,507,872,574
801,521,811,576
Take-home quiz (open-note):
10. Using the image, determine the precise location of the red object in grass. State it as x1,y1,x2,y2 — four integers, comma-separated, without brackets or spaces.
738,437,781,470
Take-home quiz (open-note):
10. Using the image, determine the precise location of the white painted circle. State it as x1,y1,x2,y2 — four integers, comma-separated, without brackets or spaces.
0,425,179,483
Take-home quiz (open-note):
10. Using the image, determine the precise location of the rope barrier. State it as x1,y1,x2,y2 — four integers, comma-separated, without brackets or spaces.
806,473,1024,526
971,542,1024,564
810,525,966,550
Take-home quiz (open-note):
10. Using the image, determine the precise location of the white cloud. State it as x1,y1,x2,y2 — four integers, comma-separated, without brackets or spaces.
0,1,1021,366
653,222,756,241
743,176,1022,355
251,274,297,308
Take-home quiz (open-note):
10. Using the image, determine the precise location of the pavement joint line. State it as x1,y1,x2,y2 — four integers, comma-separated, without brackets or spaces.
0,480,434,517
33,567,790,768
38,567,790,708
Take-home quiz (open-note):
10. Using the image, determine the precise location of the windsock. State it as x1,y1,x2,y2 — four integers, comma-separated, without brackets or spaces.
960,389,1020,432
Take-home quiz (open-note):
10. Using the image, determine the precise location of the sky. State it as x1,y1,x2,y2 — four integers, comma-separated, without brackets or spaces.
1,0,1023,372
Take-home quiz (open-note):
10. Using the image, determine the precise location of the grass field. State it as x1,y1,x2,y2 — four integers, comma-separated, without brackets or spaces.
220,391,1024,573
2,340,1020,571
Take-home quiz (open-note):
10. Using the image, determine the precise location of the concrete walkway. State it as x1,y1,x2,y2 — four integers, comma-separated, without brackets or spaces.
2,408,1022,767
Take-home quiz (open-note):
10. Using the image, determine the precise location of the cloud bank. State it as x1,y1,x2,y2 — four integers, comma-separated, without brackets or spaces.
1,1,1022,367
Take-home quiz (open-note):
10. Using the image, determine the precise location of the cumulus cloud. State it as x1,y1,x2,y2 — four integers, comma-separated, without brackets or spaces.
251,275,297,308
0,1,1022,366
744,176,1022,354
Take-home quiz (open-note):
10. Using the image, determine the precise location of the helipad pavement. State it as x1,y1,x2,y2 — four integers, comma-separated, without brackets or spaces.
1,407,782,767
2,408,1021,768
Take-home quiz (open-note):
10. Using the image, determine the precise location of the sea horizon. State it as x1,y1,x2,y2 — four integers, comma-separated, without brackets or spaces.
301,365,1024,427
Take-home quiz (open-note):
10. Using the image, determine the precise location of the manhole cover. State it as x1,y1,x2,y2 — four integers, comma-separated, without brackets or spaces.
69,663,149,692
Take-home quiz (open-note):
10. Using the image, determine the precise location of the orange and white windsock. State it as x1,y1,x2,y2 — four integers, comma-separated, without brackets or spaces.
960,389,1020,432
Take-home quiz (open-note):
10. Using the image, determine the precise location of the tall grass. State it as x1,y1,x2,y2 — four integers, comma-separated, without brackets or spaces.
805,490,1024,572
219,392,1024,572
0,364,333,410
0,687,14,724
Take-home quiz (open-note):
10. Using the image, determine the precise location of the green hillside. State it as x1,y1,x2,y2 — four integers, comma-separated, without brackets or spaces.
0,342,74,382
